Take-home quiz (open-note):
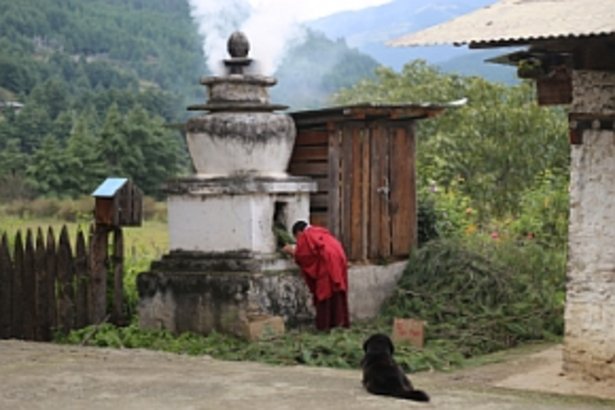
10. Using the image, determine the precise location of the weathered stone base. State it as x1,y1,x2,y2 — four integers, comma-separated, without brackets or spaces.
564,301,615,381
137,251,314,338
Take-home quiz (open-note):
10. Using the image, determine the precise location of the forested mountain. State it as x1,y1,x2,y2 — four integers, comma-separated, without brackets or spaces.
273,31,378,109
307,0,518,84
0,0,379,199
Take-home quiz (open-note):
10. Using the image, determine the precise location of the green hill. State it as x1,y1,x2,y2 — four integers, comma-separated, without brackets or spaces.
0,0,378,199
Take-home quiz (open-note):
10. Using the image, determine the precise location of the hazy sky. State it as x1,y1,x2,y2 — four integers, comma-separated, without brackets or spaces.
188,0,395,74
246,0,394,22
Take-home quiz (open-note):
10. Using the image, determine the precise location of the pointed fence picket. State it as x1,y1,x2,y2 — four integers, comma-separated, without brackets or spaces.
0,225,125,341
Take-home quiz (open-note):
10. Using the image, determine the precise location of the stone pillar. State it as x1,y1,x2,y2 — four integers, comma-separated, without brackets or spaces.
564,70,615,380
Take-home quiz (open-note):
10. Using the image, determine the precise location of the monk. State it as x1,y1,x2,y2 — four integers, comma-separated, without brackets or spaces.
283,220,350,331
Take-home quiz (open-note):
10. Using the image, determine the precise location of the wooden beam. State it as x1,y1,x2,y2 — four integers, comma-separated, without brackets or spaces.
327,128,341,237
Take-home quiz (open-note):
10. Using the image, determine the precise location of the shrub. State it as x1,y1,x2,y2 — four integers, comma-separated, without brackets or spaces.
509,170,569,249
417,182,477,244
56,196,94,222
25,197,61,218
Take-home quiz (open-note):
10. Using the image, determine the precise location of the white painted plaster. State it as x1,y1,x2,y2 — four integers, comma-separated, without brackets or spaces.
167,183,311,253
347,261,406,320
564,70,615,380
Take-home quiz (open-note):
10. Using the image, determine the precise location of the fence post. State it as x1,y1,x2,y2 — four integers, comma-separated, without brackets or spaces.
34,228,50,341
112,228,124,325
57,226,75,333
12,231,24,339
0,233,12,339
46,227,58,332
75,229,89,329
22,229,36,340
90,224,109,324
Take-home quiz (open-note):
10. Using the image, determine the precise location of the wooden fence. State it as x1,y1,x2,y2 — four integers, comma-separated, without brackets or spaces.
0,225,124,341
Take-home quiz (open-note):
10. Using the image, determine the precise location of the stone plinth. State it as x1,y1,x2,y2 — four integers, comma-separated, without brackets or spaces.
138,174,317,338
165,175,316,254
564,70,615,380
137,251,314,337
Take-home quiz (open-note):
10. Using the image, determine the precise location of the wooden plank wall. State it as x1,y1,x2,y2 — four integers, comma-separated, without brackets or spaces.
334,122,416,262
389,125,416,256
291,120,417,262
289,129,330,228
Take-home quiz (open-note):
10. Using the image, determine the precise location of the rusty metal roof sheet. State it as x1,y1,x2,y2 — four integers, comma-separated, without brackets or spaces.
291,99,466,124
389,0,615,48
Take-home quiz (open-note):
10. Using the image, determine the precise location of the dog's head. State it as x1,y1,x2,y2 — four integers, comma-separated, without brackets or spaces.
363,333,395,355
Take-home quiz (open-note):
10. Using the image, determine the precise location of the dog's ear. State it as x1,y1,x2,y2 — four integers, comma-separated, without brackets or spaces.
363,335,372,352
386,336,394,354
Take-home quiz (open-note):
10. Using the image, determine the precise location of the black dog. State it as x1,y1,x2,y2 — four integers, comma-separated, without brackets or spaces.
361,333,430,402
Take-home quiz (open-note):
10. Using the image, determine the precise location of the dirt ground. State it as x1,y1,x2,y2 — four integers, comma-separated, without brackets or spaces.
0,340,614,410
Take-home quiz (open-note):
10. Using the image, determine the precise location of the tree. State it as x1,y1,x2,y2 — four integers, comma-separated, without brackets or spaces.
26,134,74,196
63,113,107,197
29,78,71,120
98,103,133,177
123,105,187,196
0,138,32,200
12,102,53,153
0,137,28,177
334,61,569,218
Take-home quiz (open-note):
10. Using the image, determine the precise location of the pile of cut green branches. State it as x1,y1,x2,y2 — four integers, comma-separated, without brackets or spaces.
56,321,463,372
381,238,565,357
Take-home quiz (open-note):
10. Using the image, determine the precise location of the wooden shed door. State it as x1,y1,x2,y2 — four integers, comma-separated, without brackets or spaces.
329,123,416,262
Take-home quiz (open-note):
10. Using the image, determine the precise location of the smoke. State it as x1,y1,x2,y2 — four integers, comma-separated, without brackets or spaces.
187,0,307,75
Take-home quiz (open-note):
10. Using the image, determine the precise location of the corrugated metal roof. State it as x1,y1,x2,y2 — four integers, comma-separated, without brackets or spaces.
91,178,128,198
389,0,615,48
292,99,467,123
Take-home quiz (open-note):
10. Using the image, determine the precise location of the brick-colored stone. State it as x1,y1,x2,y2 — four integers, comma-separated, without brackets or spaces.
392,318,424,348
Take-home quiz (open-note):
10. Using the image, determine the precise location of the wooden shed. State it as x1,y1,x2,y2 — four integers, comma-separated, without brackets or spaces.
91,178,143,227
290,103,448,262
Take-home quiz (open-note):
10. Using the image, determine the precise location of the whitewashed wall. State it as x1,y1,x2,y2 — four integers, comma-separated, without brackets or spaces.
564,70,615,380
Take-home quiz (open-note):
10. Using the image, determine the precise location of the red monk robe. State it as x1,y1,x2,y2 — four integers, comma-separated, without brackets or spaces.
293,225,350,331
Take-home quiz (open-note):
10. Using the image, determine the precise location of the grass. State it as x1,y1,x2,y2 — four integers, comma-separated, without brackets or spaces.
3,210,566,375
56,320,465,373
0,215,168,254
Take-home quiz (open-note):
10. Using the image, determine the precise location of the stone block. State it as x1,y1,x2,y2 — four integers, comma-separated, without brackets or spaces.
243,315,285,341
392,318,424,348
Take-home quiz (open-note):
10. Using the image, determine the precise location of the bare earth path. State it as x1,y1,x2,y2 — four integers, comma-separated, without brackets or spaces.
1,340,614,410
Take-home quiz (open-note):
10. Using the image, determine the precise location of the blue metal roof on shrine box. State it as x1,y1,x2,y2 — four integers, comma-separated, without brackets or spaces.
91,178,129,198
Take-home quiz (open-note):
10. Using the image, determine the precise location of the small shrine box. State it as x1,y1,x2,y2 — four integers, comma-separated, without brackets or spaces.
92,178,143,227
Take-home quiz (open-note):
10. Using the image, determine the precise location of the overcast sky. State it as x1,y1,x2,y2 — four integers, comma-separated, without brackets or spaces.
246,0,394,22
189,0,396,74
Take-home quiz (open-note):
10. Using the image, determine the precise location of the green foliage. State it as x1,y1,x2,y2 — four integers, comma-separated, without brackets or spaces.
417,181,477,243
3,103,188,199
509,170,569,249
0,0,204,99
334,61,569,219
0,0,379,199
57,321,463,373
273,223,295,248
381,238,565,357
